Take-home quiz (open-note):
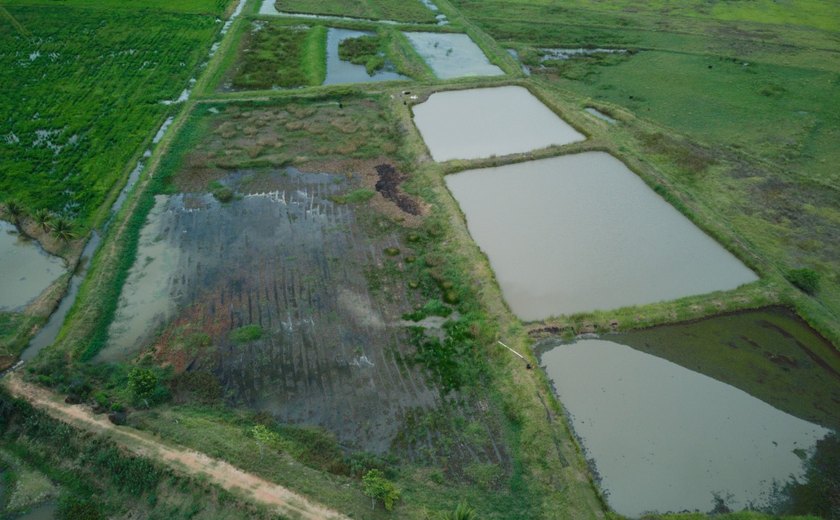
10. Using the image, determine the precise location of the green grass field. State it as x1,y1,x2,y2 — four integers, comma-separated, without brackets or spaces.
274,0,438,23
0,0,231,15
0,5,220,231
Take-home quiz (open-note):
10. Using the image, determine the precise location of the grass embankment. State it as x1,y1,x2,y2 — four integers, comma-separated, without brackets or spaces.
450,0,840,348
274,0,438,24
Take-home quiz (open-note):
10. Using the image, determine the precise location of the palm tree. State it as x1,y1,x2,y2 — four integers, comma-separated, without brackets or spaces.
441,502,478,520
4,200,26,232
33,208,53,233
51,217,76,242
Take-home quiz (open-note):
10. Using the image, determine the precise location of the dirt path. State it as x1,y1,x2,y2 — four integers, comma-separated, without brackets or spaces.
2,373,350,520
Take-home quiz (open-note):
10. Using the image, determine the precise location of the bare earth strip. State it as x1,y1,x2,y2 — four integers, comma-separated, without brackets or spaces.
2,372,350,520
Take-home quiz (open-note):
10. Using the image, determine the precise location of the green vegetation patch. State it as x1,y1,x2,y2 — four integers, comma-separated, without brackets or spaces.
274,0,437,24
224,22,326,91
229,324,263,344
339,34,386,74
0,6,219,231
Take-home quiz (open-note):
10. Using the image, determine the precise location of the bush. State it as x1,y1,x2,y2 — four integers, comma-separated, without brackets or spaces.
362,469,401,511
230,324,263,344
786,268,820,294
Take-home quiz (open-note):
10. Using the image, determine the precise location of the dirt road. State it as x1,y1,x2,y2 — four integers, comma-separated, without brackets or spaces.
2,372,350,520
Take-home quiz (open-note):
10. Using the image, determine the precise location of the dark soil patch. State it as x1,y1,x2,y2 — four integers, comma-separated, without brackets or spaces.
375,163,421,216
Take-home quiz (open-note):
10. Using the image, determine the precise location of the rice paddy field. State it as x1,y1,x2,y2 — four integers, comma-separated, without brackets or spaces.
2,0,839,518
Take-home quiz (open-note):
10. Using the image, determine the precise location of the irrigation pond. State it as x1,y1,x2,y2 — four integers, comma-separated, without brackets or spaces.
537,308,839,516
445,152,757,319
412,85,584,161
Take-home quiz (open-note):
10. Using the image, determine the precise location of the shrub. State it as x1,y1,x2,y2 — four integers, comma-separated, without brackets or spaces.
786,268,820,295
230,324,263,344
362,469,401,511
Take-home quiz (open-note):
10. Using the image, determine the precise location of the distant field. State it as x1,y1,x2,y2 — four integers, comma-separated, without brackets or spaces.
0,0,231,15
274,0,437,23
0,6,219,230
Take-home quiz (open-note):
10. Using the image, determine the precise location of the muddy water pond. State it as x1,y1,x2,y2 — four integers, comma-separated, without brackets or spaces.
99,168,438,452
538,309,837,516
412,86,584,161
0,221,66,311
446,152,757,319
324,28,408,85
404,32,503,79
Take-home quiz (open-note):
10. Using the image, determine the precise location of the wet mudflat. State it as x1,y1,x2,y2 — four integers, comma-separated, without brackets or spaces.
412,86,584,161
0,221,65,312
324,28,407,85
446,152,757,319
404,32,503,79
538,309,837,516
100,168,438,452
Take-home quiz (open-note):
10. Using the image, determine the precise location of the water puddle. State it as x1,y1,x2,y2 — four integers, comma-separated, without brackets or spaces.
0,221,66,312
585,107,616,124
403,32,503,79
539,47,627,61
412,85,584,162
324,28,408,86
12,501,57,520
445,152,757,319
537,309,837,516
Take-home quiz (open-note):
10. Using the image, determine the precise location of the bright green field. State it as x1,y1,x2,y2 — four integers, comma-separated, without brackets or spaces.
0,6,220,230
274,0,438,23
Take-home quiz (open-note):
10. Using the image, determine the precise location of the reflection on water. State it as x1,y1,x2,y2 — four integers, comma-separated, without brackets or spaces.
446,152,757,319
540,334,831,516
0,221,66,312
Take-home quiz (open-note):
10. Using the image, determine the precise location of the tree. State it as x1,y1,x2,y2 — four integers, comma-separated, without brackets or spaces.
4,200,26,233
51,217,76,242
441,502,478,520
33,208,54,232
128,367,158,402
362,469,401,511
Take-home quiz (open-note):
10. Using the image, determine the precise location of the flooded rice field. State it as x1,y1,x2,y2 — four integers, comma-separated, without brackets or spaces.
536,309,839,516
99,168,440,452
0,221,66,312
446,152,757,319
404,32,503,79
324,28,408,85
412,86,584,161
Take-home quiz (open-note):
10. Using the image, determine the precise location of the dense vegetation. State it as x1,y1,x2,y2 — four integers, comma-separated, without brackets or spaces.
0,5,220,231
224,22,326,90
